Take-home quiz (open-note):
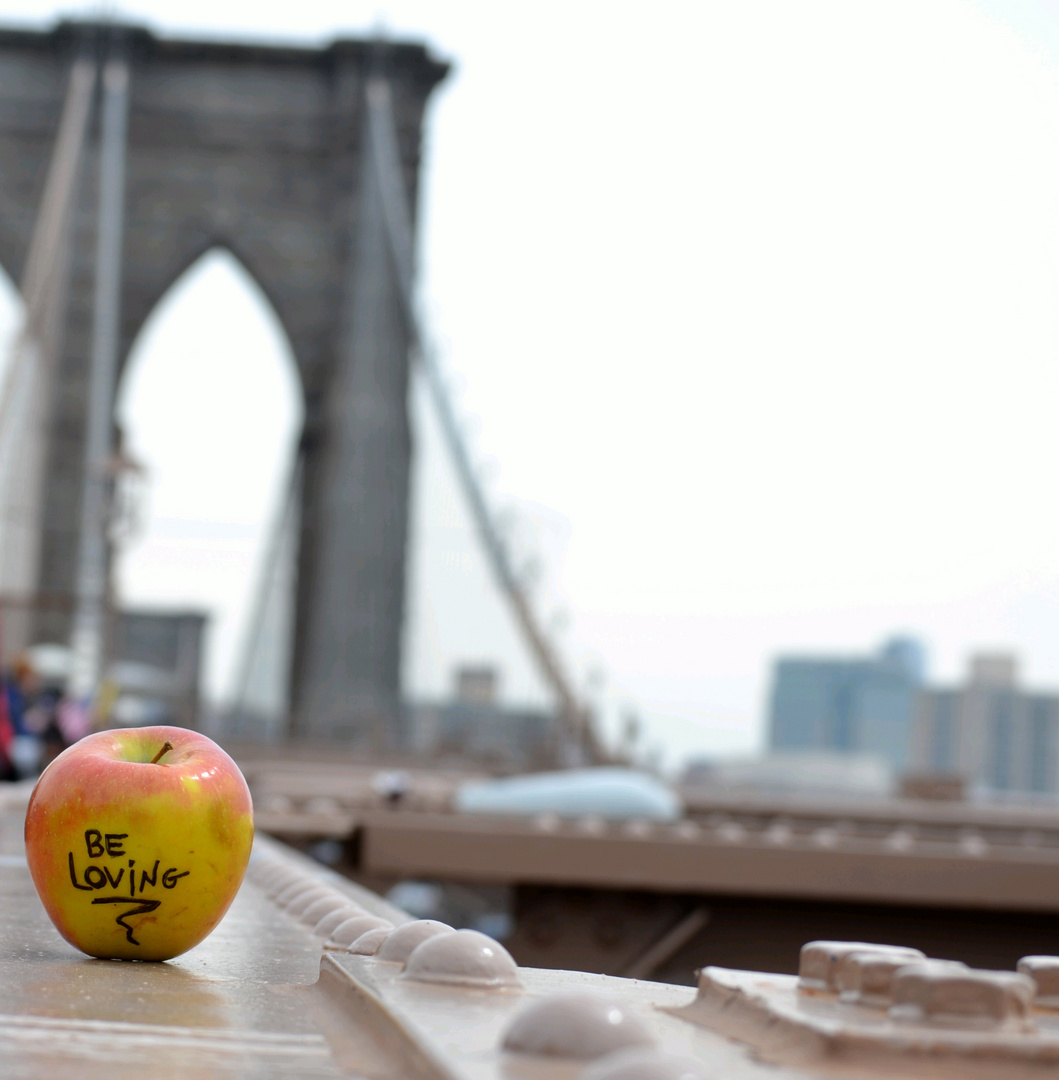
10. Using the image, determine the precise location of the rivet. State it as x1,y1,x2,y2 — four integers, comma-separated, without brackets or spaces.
575,816,608,836
764,820,792,845
714,822,746,844
958,830,988,857
884,828,915,853
260,868,304,898
349,926,393,955
298,893,352,927
284,886,333,917
274,880,317,908
401,928,520,989
325,915,394,950
281,884,329,913
502,992,655,1060
376,919,455,964
313,904,368,938
260,794,293,814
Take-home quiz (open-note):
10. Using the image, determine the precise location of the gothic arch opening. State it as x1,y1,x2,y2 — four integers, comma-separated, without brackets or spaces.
114,247,303,728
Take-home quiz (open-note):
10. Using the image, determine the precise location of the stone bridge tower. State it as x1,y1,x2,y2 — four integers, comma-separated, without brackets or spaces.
0,21,447,739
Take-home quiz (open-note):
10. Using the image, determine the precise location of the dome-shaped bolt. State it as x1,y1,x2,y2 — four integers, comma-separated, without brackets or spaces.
286,887,337,918
260,794,293,815
764,820,792,845
259,868,305,899
313,904,368,939
401,929,520,989
303,796,340,815
890,962,1036,1030
575,815,607,836
671,821,700,841
325,915,394,950
349,926,393,955
376,920,455,964
274,880,318,908
714,822,746,844
958,830,988,857
260,866,300,891
884,828,915,852
299,893,353,927
502,992,654,1060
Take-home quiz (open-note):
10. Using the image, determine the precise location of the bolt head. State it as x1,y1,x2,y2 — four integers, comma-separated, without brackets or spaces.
890,962,1036,1031
1017,955,1059,1005
835,947,931,1007
799,941,924,993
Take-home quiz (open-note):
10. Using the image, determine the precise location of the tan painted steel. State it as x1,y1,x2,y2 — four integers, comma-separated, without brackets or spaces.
0,792,760,1079
236,757,1059,914
357,809,1059,911
7,782,1059,1078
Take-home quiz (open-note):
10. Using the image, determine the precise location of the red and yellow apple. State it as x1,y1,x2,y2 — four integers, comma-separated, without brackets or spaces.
24,725,254,961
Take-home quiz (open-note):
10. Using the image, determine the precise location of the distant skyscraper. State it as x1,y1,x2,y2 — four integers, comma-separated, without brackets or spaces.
767,637,926,770
909,655,1059,795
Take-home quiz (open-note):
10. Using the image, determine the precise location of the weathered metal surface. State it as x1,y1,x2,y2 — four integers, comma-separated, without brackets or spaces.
675,953,1059,1079
0,794,754,1079
356,808,1059,912
244,761,1059,893
0,792,407,1077
680,784,1059,834
8,784,1059,1078
240,764,1059,979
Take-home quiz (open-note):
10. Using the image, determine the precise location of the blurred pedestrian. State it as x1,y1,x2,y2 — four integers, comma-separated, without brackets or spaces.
26,686,65,769
0,674,15,782
58,696,93,745
6,654,43,777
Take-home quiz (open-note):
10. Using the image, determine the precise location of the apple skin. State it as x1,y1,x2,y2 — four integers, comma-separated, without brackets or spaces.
24,725,254,962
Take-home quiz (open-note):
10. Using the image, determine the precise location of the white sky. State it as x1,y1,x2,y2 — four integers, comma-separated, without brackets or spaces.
4,0,1059,769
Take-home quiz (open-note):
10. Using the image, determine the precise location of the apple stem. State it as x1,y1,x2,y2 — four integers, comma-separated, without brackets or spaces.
150,741,173,765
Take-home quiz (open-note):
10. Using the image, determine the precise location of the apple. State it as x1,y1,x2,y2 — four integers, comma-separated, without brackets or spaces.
24,725,254,962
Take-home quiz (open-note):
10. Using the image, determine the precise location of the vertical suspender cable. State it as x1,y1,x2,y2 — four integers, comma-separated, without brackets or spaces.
68,49,130,702
0,56,96,657
226,457,303,730
365,76,600,763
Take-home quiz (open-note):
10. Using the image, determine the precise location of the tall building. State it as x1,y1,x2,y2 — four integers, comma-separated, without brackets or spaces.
767,637,926,770
909,655,1059,795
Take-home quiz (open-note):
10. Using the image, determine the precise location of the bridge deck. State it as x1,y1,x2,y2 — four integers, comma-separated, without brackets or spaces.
4,780,1058,1078
0,785,772,1079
